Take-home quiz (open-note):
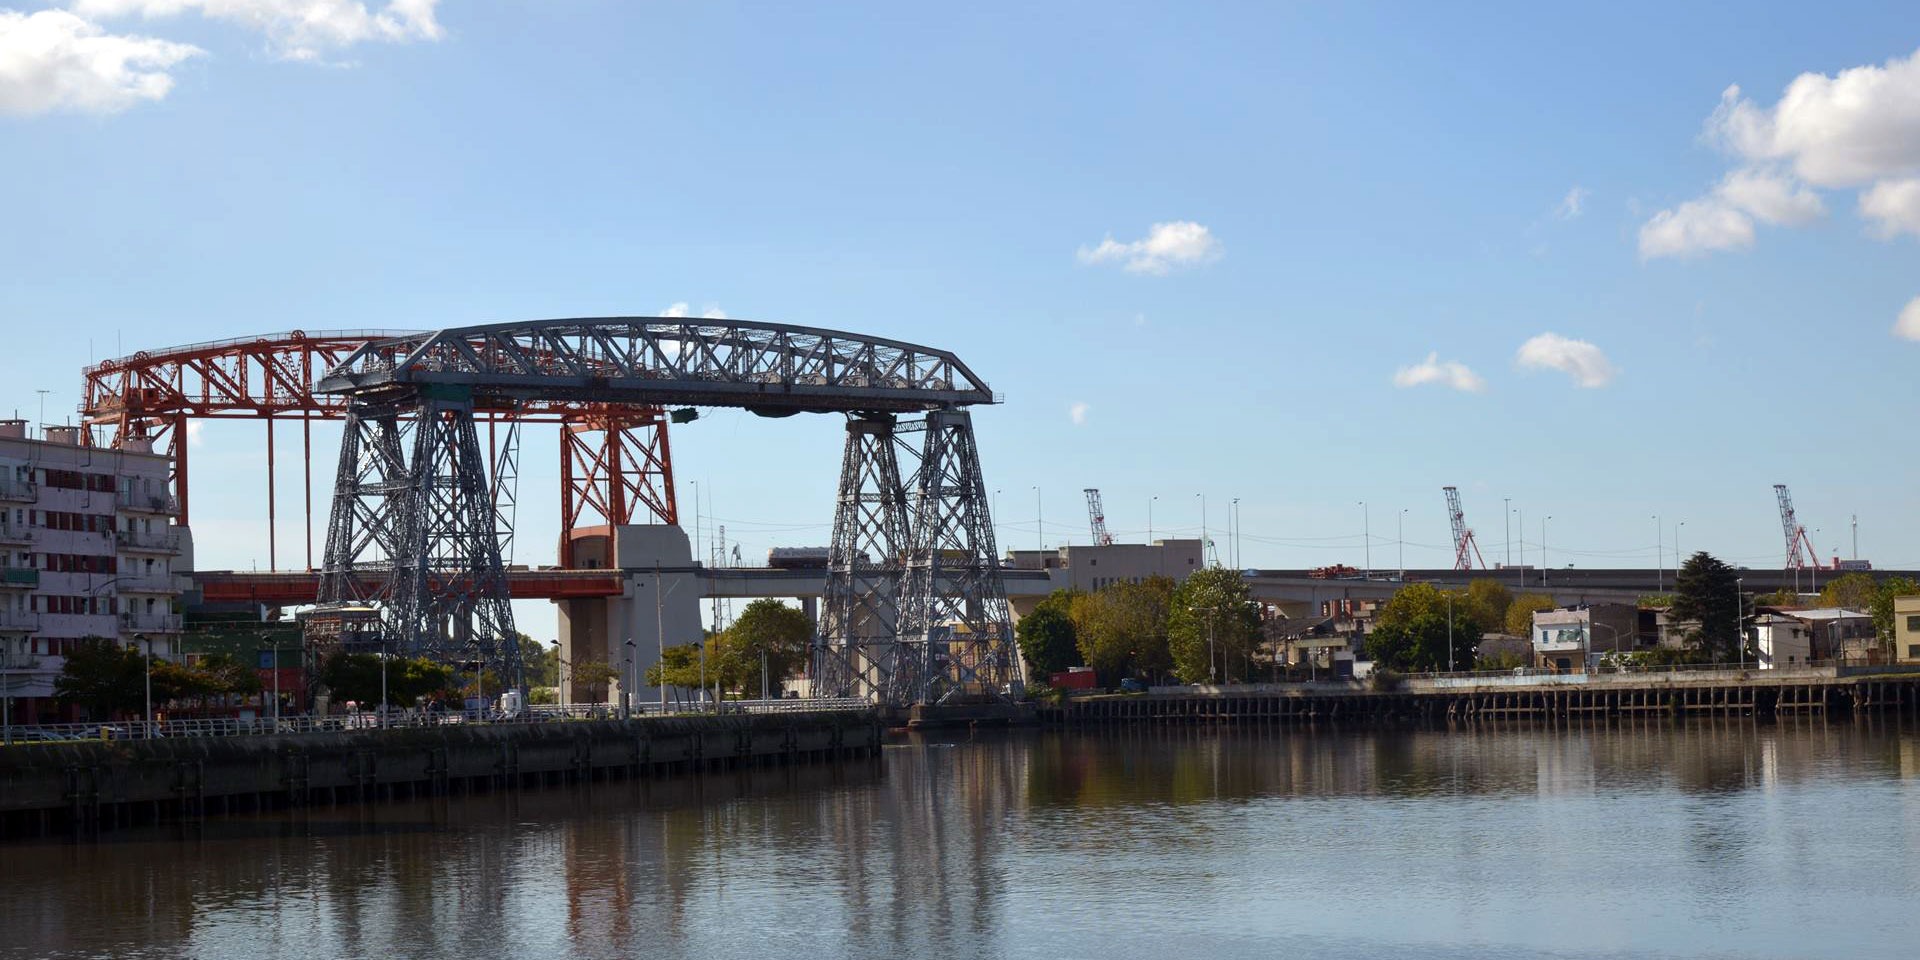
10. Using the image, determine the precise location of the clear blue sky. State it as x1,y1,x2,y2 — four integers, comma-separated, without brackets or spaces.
4,2,1920,643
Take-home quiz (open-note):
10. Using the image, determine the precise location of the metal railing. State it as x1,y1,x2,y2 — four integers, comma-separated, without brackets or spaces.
120,492,179,515
119,612,184,632
0,610,39,632
114,528,181,552
0,519,31,542
0,479,37,502
1,698,875,744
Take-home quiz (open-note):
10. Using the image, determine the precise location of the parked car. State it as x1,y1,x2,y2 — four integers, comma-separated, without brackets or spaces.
1118,677,1148,693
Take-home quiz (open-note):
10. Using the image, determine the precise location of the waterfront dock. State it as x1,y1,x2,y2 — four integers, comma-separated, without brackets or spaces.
1040,666,1920,726
0,710,881,838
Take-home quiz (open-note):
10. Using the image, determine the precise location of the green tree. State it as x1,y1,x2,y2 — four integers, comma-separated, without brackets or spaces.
1017,590,1081,680
518,634,558,687
197,652,262,697
1071,575,1174,682
644,643,704,690
53,638,146,717
1871,576,1920,646
1506,594,1557,637
1819,572,1878,611
1669,551,1742,662
1366,582,1481,671
1465,579,1513,631
1167,567,1261,683
571,659,620,701
1756,587,1801,607
320,652,456,706
718,598,812,697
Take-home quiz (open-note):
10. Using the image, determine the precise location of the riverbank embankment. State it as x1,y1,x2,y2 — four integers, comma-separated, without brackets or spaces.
1040,665,1920,726
0,710,881,838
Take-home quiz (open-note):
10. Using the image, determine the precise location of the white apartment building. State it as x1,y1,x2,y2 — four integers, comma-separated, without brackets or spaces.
0,421,189,724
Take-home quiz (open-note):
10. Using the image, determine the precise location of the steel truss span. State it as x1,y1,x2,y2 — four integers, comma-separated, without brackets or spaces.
80,330,677,571
313,317,1016,708
317,318,996,414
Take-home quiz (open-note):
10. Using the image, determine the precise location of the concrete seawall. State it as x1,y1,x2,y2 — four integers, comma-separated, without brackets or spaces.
1040,672,1920,726
0,710,881,838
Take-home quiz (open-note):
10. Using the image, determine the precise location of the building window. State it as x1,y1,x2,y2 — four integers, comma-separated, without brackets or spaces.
1910,645,1920,659
1907,615,1920,632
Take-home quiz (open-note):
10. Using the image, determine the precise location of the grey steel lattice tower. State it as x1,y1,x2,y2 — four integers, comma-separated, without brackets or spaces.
897,409,1019,703
313,393,524,696
816,414,913,700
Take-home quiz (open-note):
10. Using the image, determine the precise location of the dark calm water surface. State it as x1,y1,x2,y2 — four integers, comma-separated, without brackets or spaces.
6,720,1920,960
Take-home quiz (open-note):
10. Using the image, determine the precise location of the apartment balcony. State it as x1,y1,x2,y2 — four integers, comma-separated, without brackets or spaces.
119,492,179,516
0,519,31,544
114,528,182,554
121,612,183,634
0,609,39,632
0,479,37,503
0,568,39,590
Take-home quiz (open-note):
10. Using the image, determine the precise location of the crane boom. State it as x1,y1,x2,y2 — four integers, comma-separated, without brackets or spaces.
1443,485,1486,571
1774,483,1818,571
1083,488,1114,547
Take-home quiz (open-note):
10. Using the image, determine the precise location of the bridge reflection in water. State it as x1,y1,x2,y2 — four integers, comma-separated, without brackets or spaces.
4,722,1919,959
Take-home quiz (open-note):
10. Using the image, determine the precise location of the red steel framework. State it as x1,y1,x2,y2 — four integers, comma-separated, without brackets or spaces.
80,330,678,571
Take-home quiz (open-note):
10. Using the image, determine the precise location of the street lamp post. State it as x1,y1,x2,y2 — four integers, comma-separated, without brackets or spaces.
1675,521,1685,582
1446,593,1455,673
379,639,389,728
1654,515,1662,593
1735,577,1745,669
1232,498,1241,570
137,633,152,737
551,640,566,709
622,639,636,720
1148,495,1157,543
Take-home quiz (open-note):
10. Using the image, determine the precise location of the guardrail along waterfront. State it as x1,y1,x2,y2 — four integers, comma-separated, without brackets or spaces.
0,706,881,839
1041,665,1920,726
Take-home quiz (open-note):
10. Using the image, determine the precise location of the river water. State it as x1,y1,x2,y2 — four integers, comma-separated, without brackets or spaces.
5,720,1920,959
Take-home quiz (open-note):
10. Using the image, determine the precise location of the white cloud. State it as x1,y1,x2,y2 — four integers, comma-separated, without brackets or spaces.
1077,221,1222,274
1860,178,1920,238
1555,186,1588,220
1516,333,1616,388
1391,352,1486,393
660,301,726,320
1715,168,1825,225
184,419,206,447
0,9,200,117
71,0,442,61
1706,53,1920,189
1068,401,1089,425
1637,168,1822,259
1639,197,1755,259
1896,296,1920,341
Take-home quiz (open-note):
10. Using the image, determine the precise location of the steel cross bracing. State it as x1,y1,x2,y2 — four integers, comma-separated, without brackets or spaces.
80,330,677,569
816,415,912,701
313,397,522,696
896,410,1020,704
307,317,1005,708
317,318,996,414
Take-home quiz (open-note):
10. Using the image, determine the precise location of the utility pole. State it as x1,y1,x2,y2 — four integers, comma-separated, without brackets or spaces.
1654,515,1662,593
1542,516,1552,587
1033,486,1042,552
1198,493,1209,567
1359,501,1370,578
1503,497,1511,570
1148,495,1156,543
1852,514,1858,560
1398,508,1406,580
